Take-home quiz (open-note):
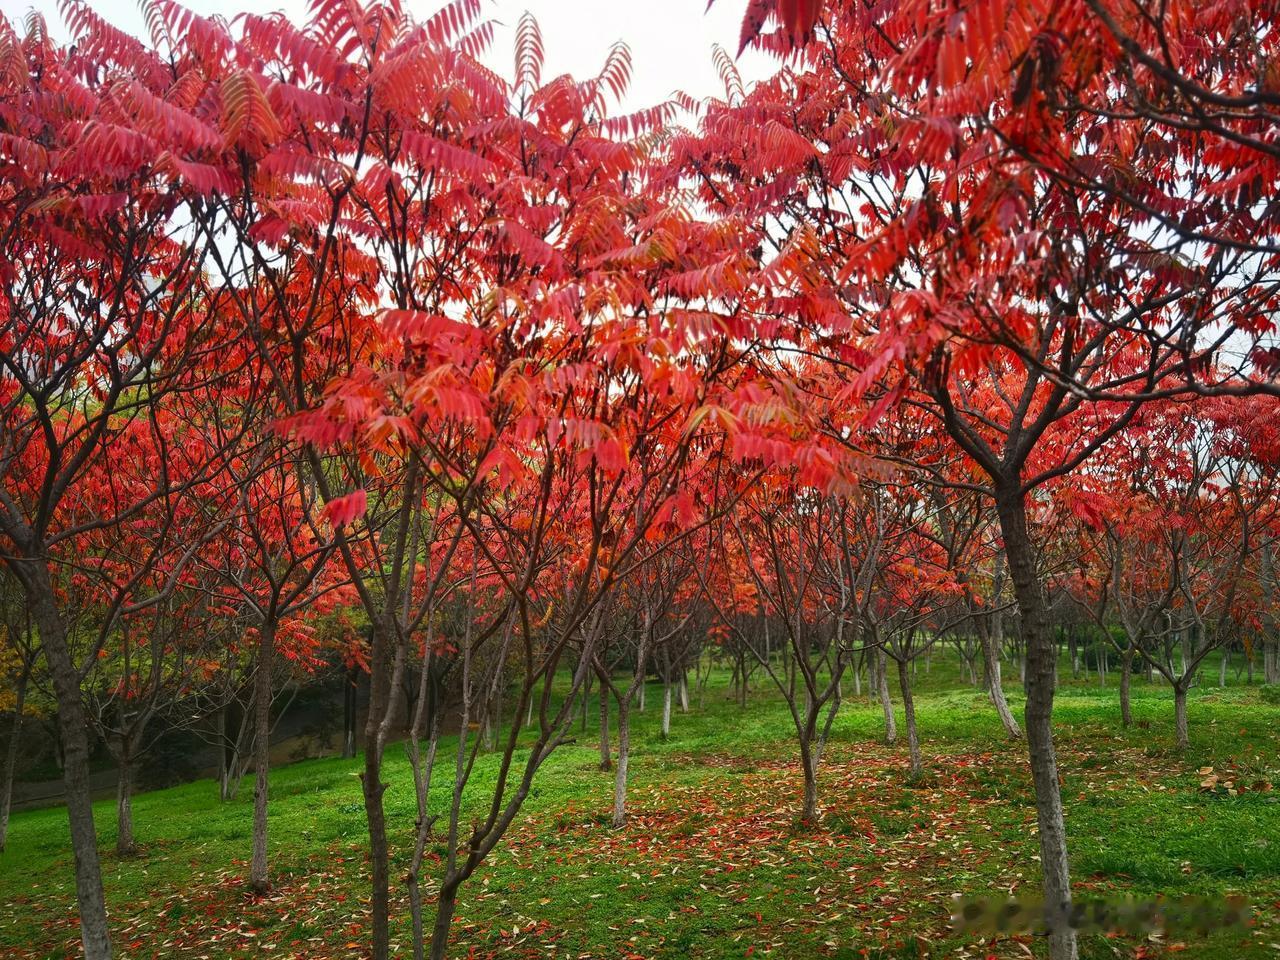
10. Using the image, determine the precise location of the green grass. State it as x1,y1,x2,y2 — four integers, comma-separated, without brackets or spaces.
2,660,1278,959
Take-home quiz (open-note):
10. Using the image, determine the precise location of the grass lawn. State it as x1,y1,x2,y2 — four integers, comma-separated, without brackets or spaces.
2,661,1278,959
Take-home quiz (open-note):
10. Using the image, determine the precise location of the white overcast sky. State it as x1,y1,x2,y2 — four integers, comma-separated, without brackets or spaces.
0,0,773,112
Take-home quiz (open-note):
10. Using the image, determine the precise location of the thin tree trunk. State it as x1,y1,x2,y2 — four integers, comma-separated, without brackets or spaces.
405,628,441,960
250,620,275,894
1174,684,1189,750
598,683,611,771
896,657,922,779
491,680,503,749
29,573,113,960
982,624,1021,738
876,647,897,745
661,681,672,739
1119,648,1133,727
115,752,135,856
611,698,631,828
996,489,1077,960
342,664,358,759
612,612,654,829
220,700,249,802
0,666,29,851
428,882,459,960
800,745,818,821
678,670,689,712
216,704,229,799
407,720,442,960
363,621,394,960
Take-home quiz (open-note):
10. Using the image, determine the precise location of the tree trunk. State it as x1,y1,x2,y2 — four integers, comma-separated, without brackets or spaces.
490,679,503,751
1219,648,1228,688
342,664,358,759
876,647,897,744
218,699,249,801
678,671,689,712
28,572,113,960
982,624,1020,738
895,657,923,779
428,882,459,960
1174,684,1189,750
800,746,819,822
363,622,394,960
661,681,672,740
611,698,631,828
0,666,28,852
406,659,442,960
995,489,1077,960
115,754,136,857
216,705,229,799
597,684,611,771
250,621,275,894
737,651,749,707
1119,648,1133,727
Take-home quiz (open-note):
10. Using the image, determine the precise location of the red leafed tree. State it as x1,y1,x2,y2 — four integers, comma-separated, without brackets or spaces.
200,441,344,893
596,522,701,828
696,465,887,820
1060,394,1280,746
123,3,767,956
72,426,244,858
692,3,1280,958
0,10,257,953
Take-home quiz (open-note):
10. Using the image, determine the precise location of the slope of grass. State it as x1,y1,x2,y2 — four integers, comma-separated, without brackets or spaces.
2,661,1278,959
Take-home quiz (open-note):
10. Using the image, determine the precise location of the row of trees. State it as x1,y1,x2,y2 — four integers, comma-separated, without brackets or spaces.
2,1,1278,959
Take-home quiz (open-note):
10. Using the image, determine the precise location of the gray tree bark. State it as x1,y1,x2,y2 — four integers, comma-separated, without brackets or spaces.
0,663,29,851
981,618,1021,738
251,620,276,894
875,647,897,744
896,657,923,779
28,570,113,959
115,751,136,857
995,488,1077,960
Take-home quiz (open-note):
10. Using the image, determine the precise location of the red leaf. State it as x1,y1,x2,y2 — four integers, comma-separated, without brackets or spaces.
323,489,367,527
